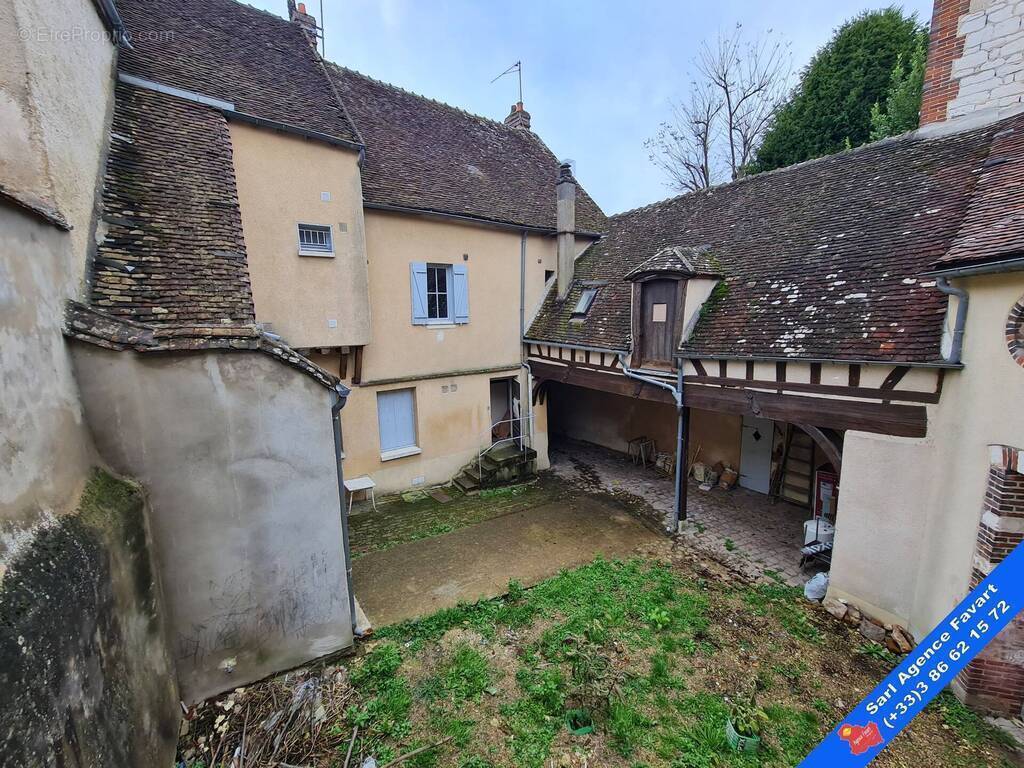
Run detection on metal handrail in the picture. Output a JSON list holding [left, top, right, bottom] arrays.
[[477, 415, 534, 481]]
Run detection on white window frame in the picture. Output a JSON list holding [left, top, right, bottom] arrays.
[[425, 263, 454, 323], [297, 223, 334, 257], [377, 387, 421, 461]]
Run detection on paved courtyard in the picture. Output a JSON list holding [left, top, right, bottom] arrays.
[[550, 439, 814, 586]]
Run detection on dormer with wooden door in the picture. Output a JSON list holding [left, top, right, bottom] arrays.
[[625, 246, 723, 370]]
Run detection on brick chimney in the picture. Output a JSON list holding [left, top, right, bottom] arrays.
[[287, 0, 319, 47], [504, 101, 532, 130], [556, 162, 576, 301], [920, 0, 1024, 130]]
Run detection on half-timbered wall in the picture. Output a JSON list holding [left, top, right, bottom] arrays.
[[831, 272, 1024, 642]]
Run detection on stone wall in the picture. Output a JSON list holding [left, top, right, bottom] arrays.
[[0, 471, 178, 766], [922, 0, 1024, 126]]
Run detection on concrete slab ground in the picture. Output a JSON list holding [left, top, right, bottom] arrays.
[[352, 496, 662, 627]]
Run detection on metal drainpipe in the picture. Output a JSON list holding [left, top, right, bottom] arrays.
[[617, 354, 687, 532], [331, 381, 360, 637], [519, 231, 534, 447], [935, 276, 969, 365]]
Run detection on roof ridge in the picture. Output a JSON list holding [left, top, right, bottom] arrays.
[[611, 116, 1010, 220], [328, 62, 522, 133]]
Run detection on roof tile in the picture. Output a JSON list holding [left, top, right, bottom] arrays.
[[115, 0, 361, 145], [91, 83, 256, 327], [529, 116, 1024, 362], [328, 65, 606, 233]]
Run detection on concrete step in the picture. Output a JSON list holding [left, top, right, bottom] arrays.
[[453, 473, 479, 493], [487, 444, 538, 466]]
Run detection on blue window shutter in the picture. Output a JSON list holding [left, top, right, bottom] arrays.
[[378, 389, 417, 452], [410, 262, 428, 324], [452, 264, 469, 324]]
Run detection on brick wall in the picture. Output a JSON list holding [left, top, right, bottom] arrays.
[[922, 0, 972, 124], [921, 0, 1024, 126], [1007, 295, 1024, 367], [954, 445, 1024, 716]]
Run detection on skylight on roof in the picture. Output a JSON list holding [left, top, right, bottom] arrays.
[[572, 288, 598, 317]]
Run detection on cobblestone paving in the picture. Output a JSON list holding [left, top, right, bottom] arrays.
[[550, 440, 812, 586]]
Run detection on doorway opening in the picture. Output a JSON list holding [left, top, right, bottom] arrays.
[[489, 377, 522, 446]]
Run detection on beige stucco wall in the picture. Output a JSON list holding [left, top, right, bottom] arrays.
[[331, 368, 525, 494], [0, 0, 114, 543], [317, 212, 592, 493], [360, 212, 558, 382], [545, 381, 742, 470], [70, 346, 354, 703], [830, 273, 1024, 640], [231, 122, 371, 349]]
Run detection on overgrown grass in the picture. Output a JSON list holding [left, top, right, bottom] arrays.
[[338, 558, 1014, 768], [932, 692, 1017, 749]]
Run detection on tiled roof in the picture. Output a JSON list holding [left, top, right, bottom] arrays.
[[327, 65, 607, 233], [937, 125, 1024, 269], [91, 82, 256, 326], [529, 116, 1024, 363], [65, 303, 341, 389], [624, 246, 722, 281], [115, 0, 361, 145]]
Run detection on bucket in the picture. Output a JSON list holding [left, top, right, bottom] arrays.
[[725, 718, 761, 753]]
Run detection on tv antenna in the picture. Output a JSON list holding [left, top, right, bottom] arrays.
[[491, 60, 523, 103]]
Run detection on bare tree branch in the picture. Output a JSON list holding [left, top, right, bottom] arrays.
[[645, 83, 722, 193], [647, 24, 791, 193]]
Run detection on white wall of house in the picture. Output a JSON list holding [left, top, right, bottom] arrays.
[[830, 272, 1024, 639]]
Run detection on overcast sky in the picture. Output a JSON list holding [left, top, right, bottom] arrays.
[[249, 0, 933, 215]]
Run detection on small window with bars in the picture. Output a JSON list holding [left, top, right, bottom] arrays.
[[297, 223, 334, 256]]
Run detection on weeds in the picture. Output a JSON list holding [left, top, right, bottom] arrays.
[[856, 641, 900, 667]]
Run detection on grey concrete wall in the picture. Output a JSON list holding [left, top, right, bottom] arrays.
[[70, 345, 354, 702], [1, 0, 115, 547], [0, 471, 179, 766]]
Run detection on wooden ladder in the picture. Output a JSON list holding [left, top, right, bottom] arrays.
[[770, 425, 814, 507]]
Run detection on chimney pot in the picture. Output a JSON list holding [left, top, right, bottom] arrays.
[[288, 0, 319, 47]]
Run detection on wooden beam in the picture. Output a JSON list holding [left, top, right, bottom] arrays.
[[880, 365, 910, 390], [796, 423, 842, 475], [530, 360, 676, 405], [339, 349, 349, 380], [531, 360, 928, 437], [684, 384, 926, 437], [810, 362, 821, 385], [682, 375, 939, 404], [848, 364, 861, 387], [351, 345, 363, 385]]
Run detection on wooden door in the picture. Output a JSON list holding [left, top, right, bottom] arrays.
[[640, 279, 678, 365]]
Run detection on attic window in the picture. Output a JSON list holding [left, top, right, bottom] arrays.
[[572, 288, 598, 317], [298, 223, 333, 257]]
